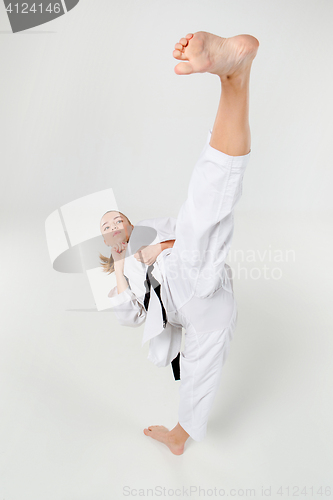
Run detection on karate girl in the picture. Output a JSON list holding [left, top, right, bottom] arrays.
[[100, 31, 259, 455]]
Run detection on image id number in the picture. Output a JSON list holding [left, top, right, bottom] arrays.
[[6, 3, 61, 14]]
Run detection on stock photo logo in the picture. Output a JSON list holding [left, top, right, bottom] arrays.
[[3, 0, 80, 33], [45, 188, 158, 312]]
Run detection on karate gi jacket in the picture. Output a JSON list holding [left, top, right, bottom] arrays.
[[107, 217, 183, 368], [107, 216, 235, 369]]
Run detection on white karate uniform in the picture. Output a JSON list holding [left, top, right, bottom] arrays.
[[108, 130, 251, 441]]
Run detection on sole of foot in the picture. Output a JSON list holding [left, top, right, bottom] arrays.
[[173, 31, 259, 78]]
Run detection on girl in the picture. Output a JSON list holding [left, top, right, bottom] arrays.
[[100, 31, 259, 455]]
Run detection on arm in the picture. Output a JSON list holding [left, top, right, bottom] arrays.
[[109, 240, 129, 295], [109, 239, 147, 327], [114, 259, 129, 295], [160, 240, 175, 251], [108, 285, 147, 327]]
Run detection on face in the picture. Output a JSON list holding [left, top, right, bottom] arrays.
[[100, 211, 133, 247]]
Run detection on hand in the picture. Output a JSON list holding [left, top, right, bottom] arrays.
[[110, 240, 128, 263], [134, 243, 162, 266]]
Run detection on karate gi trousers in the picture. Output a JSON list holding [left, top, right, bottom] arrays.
[[162, 130, 251, 441]]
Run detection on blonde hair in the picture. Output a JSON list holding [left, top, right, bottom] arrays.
[[99, 210, 132, 274]]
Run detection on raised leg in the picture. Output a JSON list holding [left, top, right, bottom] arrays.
[[173, 31, 259, 156], [211, 70, 252, 156]]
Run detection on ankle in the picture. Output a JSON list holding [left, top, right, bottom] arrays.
[[220, 69, 251, 88], [169, 424, 190, 444], [168, 432, 188, 447]]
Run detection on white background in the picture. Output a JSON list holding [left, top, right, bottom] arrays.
[[0, 1, 332, 499]]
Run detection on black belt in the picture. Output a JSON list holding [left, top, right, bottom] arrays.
[[143, 264, 180, 381]]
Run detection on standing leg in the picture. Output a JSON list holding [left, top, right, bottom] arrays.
[[143, 30, 259, 455], [177, 311, 235, 442]]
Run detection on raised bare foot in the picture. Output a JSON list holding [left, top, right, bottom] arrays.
[[173, 31, 259, 78], [143, 425, 187, 455]]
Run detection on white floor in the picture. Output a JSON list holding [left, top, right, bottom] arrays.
[[0, 209, 332, 500]]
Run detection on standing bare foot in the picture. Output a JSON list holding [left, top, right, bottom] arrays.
[[173, 31, 259, 78], [143, 423, 189, 455]]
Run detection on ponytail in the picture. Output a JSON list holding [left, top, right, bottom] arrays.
[[99, 251, 115, 275]]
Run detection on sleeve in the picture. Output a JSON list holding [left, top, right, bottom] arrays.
[[108, 285, 147, 327], [135, 217, 177, 243]]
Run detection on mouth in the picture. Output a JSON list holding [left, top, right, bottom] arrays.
[[113, 230, 121, 236]]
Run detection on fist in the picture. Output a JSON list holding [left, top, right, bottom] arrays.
[[111, 240, 128, 262], [134, 244, 161, 266]]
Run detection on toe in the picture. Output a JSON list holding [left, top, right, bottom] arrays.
[[173, 49, 187, 60], [174, 42, 183, 51], [179, 37, 189, 47], [174, 61, 194, 75], [185, 33, 194, 39]]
